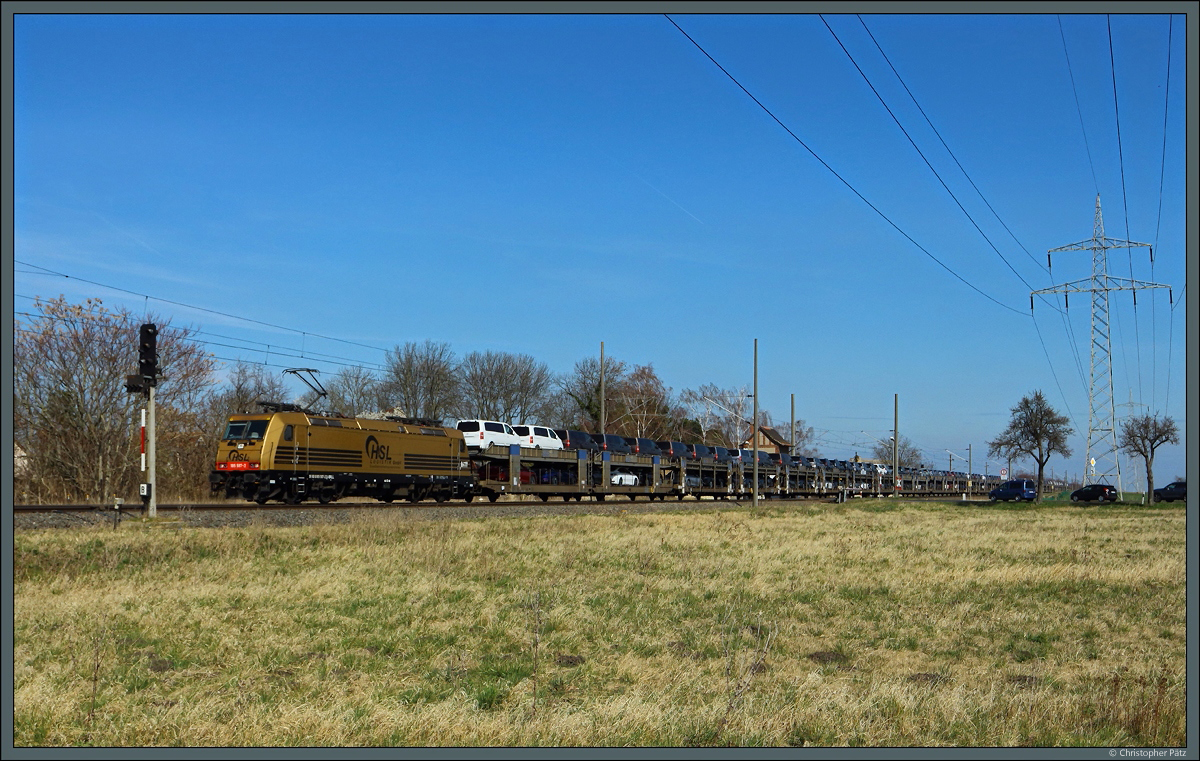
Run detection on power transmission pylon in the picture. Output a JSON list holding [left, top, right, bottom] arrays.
[[1032, 195, 1171, 492], [1116, 390, 1146, 501]]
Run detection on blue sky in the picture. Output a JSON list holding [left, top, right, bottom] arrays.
[[12, 10, 1191, 486]]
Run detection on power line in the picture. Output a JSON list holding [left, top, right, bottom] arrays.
[[824, 14, 1048, 296], [1031, 311, 1079, 436], [14, 259, 390, 355], [828, 16, 1095, 416], [663, 14, 1027, 318], [1107, 15, 1144, 404], [1150, 14, 1174, 411], [857, 15, 1051, 280], [852, 14, 1090, 390], [1057, 15, 1100, 195]]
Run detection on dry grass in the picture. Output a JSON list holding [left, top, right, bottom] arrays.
[[13, 499, 1187, 747]]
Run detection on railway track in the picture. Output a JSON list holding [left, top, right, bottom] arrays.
[[13, 492, 992, 515]]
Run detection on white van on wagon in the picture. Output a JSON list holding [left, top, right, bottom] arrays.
[[456, 420, 522, 450], [511, 425, 564, 450]]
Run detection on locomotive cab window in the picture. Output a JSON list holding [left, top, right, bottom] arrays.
[[284, 425, 294, 441], [223, 420, 269, 441]]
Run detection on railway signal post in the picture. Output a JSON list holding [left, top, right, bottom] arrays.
[[125, 324, 159, 517]]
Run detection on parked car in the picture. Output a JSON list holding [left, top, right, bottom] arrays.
[[590, 433, 632, 454], [1153, 481, 1187, 503], [1070, 483, 1118, 503], [655, 441, 689, 459], [611, 471, 639, 486], [989, 478, 1037, 502], [684, 443, 713, 461], [769, 452, 796, 467], [456, 419, 521, 450], [512, 425, 564, 450]]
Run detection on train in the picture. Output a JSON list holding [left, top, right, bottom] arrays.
[[210, 404, 1005, 505], [209, 404, 474, 505]]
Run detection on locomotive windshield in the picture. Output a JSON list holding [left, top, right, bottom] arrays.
[[223, 420, 269, 441]]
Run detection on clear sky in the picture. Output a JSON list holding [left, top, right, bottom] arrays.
[[11, 9, 1192, 486]]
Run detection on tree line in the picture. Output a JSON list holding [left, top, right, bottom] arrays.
[[14, 298, 817, 503]]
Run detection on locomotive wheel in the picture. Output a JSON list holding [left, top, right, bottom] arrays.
[[317, 490, 332, 505], [464, 495, 474, 503], [254, 495, 268, 505], [573, 495, 582, 501], [628, 495, 637, 502], [595, 495, 605, 502], [488, 493, 499, 503], [539, 494, 549, 502], [286, 492, 303, 505], [381, 493, 395, 503], [434, 490, 447, 504]]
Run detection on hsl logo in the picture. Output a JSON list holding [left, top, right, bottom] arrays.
[[365, 435, 391, 462]]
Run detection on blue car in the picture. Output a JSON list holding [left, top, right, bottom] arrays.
[[989, 478, 1037, 502]]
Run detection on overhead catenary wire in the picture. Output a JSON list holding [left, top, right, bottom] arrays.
[[663, 14, 1027, 318], [13, 307, 388, 375], [14, 259, 390, 355], [14, 295, 387, 371]]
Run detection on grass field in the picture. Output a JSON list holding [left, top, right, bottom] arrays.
[[12, 499, 1187, 747]]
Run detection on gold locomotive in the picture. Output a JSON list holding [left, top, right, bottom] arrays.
[[210, 406, 473, 504]]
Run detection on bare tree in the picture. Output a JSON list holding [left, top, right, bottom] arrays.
[[870, 434, 923, 469], [1119, 413, 1179, 505], [611, 364, 687, 440], [458, 350, 554, 423], [788, 420, 818, 458], [378, 340, 460, 422], [323, 365, 380, 417], [557, 355, 628, 433], [987, 390, 1073, 503], [680, 384, 751, 448], [208, 362, 292, 417], [14, 297, 216, 503]]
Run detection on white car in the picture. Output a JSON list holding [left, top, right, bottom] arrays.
[[611, 471, 639, 486], [512, 425, 564, 450], [455, 420, 521, 450]]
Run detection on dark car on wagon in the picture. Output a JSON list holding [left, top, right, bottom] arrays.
[[769, 452, 796, 467], [710, 445, 734, 464], [556, 429, 600, 452], [590, 433, 632, 454], [1070, 483, 1118, 504], [655, 441, 689, 459], [621, 437, 663, 457], [685, 443, 713, 462]]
